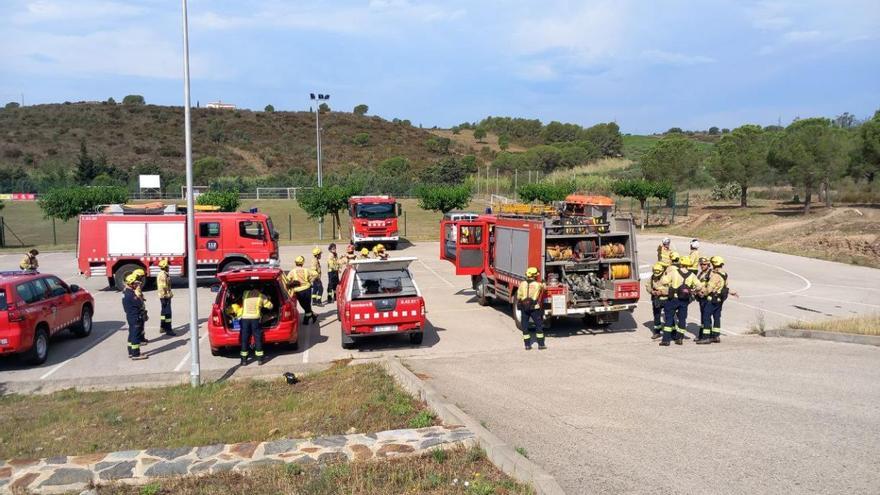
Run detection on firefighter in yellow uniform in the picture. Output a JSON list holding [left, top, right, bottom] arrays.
[[688, 240, 701, 274], [645, 263, 669, 339], [373, 243, 389, 260], [517, 267, 546, 350], [339, 244, 356, 269], [19, 249, 39, 271], [289, 256, 318, 325], [157, 259, 174, 336], [326, 243, 340, 303], [697, 256, 738, 344], [239, 285, 273, 366], [660, 256, 703, 346], [657, 238, 672, 264], [132, 268, 148, 344], [310, 247, 324, 306], [359, 248, 371, 259]]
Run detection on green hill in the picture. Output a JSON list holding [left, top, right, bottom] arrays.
[[0, 103, 454, 191]]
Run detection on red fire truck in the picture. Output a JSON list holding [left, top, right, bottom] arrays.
[[440, 195, 641, 329], [348, 196, 402, 249], [77, 204, 280, 289]]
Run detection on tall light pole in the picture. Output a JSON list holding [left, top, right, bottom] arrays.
[[310, 93, 329, 239], [181, 0, 200, 387]]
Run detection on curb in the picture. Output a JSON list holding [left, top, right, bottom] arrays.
[[1, 362, 331, 395], [383, 357, 567, 495], [763, 328, 880, 346]]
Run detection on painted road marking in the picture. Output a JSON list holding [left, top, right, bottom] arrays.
[[173, 333, 207, 372], [41, 325, 122, 380], [728, 255, 812, 299]]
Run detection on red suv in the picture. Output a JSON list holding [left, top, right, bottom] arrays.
[[0, 271, 95, 365], [208, 267, 299, 356]]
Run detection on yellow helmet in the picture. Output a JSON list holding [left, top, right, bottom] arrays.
[[710, 255, 724, 267], [375, 244, 385, 252], [133, 268, 146, 278], [294, 256, 305, 266], [125, 273, 140, 285], [525, 266, 539, 279], [312, 247, 322, 256], [361, 248, 370, 256], [680, 256, 692, 268], [652, 263, 665, 274], [158, 259, 169, 269], [669, 252, 681, 263]]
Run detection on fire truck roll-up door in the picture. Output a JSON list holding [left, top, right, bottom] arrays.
[[107, 222, 147, 256], [454, 222, 486, 276], [146, 222, 185, 255], [493, 226, 530, 277]]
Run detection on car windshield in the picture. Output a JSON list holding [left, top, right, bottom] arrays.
[[355, 203, 395, 219], [351, 269, 417, 299], [0, 289, 6, 311]]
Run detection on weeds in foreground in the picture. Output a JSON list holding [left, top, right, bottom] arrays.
[[788, 314, 880, 336]]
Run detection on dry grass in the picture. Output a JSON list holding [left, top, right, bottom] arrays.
[[0, 362, 436, 459], [788, 314, 880, 335], [429, 129, 527, 153], [545, 158, 632, 181], [90, 446, 533, 495]]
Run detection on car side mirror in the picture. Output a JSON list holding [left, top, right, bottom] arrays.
[[210, 284, 221, 293], [272, 231, 279, 241], [69, 284, 80, 293]]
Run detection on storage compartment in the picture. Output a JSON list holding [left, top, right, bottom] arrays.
[[221, 280, 283, 329]]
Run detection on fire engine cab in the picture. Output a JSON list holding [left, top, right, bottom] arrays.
[[77, 204, 279, 289], [440, 195, 641, 329], [348, 196, 402, 249]]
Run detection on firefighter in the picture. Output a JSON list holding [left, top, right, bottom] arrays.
[[694, 256, 712, 342], [326, 243, 340, 303], [645, 263, 669, 339], [359, 247, 371, 259], [339, 244, 357, 269], [660, 255, 702, 346], [239, 284, 273, 366], [374, 243, 389, 260], [657, 238, 672, 264], [310, 247, 324, 306], [697, 256, 738, 344], [122, 273, 147, 360], [132, 268, 149, 344], [517, 267, 546, 350], [289, 256, 318, 324], [157, 259, 174, 336], [19, 249, 39, 271], [688, 240, 701, 273]]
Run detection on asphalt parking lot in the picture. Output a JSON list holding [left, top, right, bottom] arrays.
[[0, 236, 878, 391]]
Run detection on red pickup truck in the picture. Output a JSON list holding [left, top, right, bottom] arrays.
[[336, 257, 426, 349]]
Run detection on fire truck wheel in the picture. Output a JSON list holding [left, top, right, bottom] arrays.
[[511, 301, 524, 331], [210, 347, 222, 356], [113, 263, 143, 291], [220, 260, 248, 273], [475, 277, 490, 306], [341, 328, 356, 350], [409, 332, 423, 345]]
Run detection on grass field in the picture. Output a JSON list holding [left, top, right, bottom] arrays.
[[0, 362, 436, 459], [788, 314, 880, 336], [0, 198, 490, 253], [93, 446, 532, 495]]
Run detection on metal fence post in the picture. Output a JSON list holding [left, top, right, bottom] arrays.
[[671, 197, 677, 224], [404, 211, 407, 236], [0, 217, 5, 248], [288, 213, 292, 241], [52, 217, 57, 245]]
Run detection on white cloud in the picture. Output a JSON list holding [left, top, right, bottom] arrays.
[[12, 0, 146, 24], [641, 50, 715, 66], [747, 1, 793, 30]]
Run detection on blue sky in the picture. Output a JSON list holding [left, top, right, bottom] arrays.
[[1, 0, 878, 133]]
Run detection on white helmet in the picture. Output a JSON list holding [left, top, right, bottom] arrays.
[[690, 239, 700, 249], [662, 237, 671, 245]]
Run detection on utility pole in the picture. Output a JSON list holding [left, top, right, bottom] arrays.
[[180, 0, 200, 387], [310, 93, 330, 239]]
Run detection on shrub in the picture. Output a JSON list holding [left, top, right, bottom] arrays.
[[352, 132, 370, 147], [353, 104, 368, 115], [710, 182, 741, 201], [264, 104, 274, 112], [517, 181, 575, 203], [38, 186, 129, 221], [415, 184, 473, 213], [122, 94, 145, 105], [193, 156, 226, 182], [196, 190, 240, 212], [426, 136, 451, 154]]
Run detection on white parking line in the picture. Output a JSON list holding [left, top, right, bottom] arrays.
[[796, 293, 880, 309], [417, 259, 455, 288], [41, 325, 121, 380], [173, 333, 207, 372], [302, 322, 312, 364]]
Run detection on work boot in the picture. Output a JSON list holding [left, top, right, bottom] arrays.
[[538, 344, 547, 350], [258, 356, 266, 366], [696, 337, 712, 344], [651, 331, 662, 340], [164, 330, 175, 337], [240, 356, 248, 366], [711, 333, 721, 344], [130, 354, 148, 360], [524, 344, 532, 350], [659, 341, 670, 347]]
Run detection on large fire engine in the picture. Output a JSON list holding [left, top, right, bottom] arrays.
[[440, 195, 641, 329], [348, 196, 402, 249], [77, 204, 279, 289]]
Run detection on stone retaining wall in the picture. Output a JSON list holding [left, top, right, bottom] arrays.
[[1, 426, 474, 494]]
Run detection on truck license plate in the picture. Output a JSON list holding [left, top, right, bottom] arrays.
[[375, 325, 398, 333]]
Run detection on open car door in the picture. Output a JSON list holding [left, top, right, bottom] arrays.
[[453, 221, 486, 276]]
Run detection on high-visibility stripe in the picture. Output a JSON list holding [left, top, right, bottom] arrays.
[[536, 333, 544, 339]]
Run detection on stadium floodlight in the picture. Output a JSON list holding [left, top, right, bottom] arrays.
[[310, 92, 326, 238]]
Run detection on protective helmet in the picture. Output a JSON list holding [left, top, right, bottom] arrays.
[[662, 237, 671, 246], [652, 263, 665, 274], [133, 268, 146, 278], [669, 252, 680, 263], [361, 248, 370, 256], [375, 244, 385, 252], [347, 244, 355, 253], [125, 272, 140, 285], [698, 256, 709, 264], [710, 256, 724, 267], [525, 266, 539, 279], [295, 256, 305, 266], [312, 247, 322, 256], [680, 256, 692, 268], [158, 259, 169, 269], [328, 243, 336, 251], [690, 239, 700, 249]]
